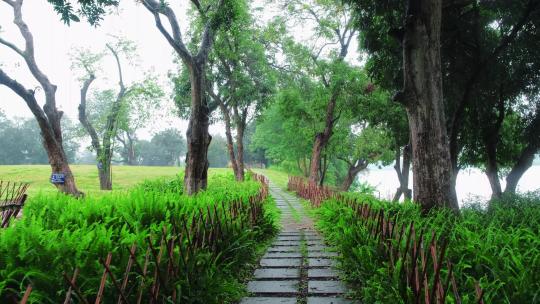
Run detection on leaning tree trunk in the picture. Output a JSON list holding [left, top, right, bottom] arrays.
[[504, 106, 540, 194], [0, 0, 82, 196], [504, 144, 537, 194], [393, 143, 412, 201], [308, 92, 338, 184], [184, 62, 212, 195], [396, 0, 459, 212], [42, 129, 82, 196], [341, 160, 368, 191]]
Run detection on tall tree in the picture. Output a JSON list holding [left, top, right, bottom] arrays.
[[115, 75, 163, 166], [73, 38, 163, 190], [207, 3, 275, 181], [0, 0, 82, 196], [349, 0, 540, 209], [140, 0, 238, 194], [391, 0, 458, 211], [280, 0, 357, 185]]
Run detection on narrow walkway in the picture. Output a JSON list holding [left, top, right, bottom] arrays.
[[241, 181, 353, 304]]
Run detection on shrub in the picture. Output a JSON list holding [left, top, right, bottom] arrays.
[[0, 173, 278, 303], [315, 191, 540, 303]]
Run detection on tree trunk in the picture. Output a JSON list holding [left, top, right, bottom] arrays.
[[302, 158, 309, 177], [43, 133, 82, 196], [98, 164, 112, 190], [235, 125, 246, 181], [126, 133, 136, 165], [341, 160, 368, 191], [308, 92, 338, 183], [504, 144, 537, 194], [234, 106, 247, 182], [184, 62, 211, 195], [396, 0, 458, 212], [319, 153, 329, 187], [218, 102, 240, 179], [484, 90, 506, 200], [393, 143, 412, 201]]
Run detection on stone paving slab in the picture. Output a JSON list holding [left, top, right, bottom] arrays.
[[247, 280, 300, 294], [307, 240, 326, 246], [277, 236, 303, 241], [308, 245, 334, 252], [307, 297, 354, 304], [268, 246, 300, 252], [308, 268, 339, 279], [308, 251, 338, 258], [274, 241, 300, 246], [241, 297, 298, 304], [308, 258, 337, 268], [254, 268, 300, 279], [260, 258, 302, 267], [308, 281, 347, 295], [263, 252, 303, 258]]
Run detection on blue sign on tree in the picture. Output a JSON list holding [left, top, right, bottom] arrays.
[[50, 173, 65, 184]]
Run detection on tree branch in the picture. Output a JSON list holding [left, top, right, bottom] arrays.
[[0, 36, 25, 57], [450, 0, 540, 141], [0, 67, 49, 129], [78, 75, 102, 154], [142, 0, 193, 63], [106, 44, 125, 92]]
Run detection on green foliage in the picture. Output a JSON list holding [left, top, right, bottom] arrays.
[[316, 192, 540, 303], [47, 0, 118, 25], [137, 129, 186, 166], [0, 112, 79, 164], [0, 173, 278, 303]]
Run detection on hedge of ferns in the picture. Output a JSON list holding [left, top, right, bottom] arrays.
[[0, 173, 279, 303], [316, 191, 540, 303]]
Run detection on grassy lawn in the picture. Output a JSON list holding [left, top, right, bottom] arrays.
[[252, 168, 290, 189], [0, 165, 232, 196]]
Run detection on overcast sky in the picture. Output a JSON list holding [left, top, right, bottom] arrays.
[[0, 0, 360, 140]]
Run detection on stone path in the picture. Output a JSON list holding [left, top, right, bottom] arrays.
[[240, 181, 354, 304]]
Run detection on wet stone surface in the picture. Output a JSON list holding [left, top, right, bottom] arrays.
[[263, 252, 303, 259], [308, 268, 339, 279], [254, 268, 300, 279], [308, 258, 337, 268], [247, 280, 300, 295], [260, 258, 302, 268], [308, 281, 347, 295]]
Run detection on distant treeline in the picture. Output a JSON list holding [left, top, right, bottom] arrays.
[[0, 111, 266, 168]]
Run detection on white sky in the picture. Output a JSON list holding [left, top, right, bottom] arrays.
[[0, 0, 360, 140]]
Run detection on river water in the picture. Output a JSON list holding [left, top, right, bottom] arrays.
[[358, 165, 540, 205]]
